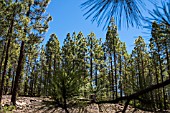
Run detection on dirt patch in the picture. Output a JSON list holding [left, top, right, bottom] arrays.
[[0, 95, 162, 113]]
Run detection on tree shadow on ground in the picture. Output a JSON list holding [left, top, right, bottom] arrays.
[[34, 100, 57, 113], [35, 100, 88, 113]]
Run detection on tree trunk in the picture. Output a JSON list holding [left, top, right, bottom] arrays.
[[110, 54, 114, 100], [119, 54, 122, 99], [11, 65, 15, 94], [164, 39, 170, 78], [113, 48, 117, 99], [95, 64, 98, 87], [90, 38, 93, 90], [5, 68, 11, 95], [63, 81, 69, 113], [0, 21, 14, 103], [0, 0, 18, 103], [148, 67, 156, 110], [64, 96, 69, 113], [24, 78, 28, 96], [11, 41, 25, 105], [11, 3, 31, 105], [0, 42, 6, 77], [153, 56, 161, 109], [54, 55, 56, 73], [156, 41, 166, 110]]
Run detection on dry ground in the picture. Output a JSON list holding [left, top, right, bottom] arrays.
[[0, 95, 169, 113]]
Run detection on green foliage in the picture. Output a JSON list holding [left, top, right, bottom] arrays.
[[0, 1, 170, 111], [81, 0, 148, 29], [51, 68, 83, 105], [1, 105, 16, 112]]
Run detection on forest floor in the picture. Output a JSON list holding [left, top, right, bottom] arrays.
[[1, 95, 169, 113]]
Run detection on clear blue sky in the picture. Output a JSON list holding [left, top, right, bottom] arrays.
[[44, 0, 161, 53]]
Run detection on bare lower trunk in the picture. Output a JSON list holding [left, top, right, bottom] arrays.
[[11, 41, 25, 105], [0, 38, 11, 103], [0, 42, 6, 77], [5, 68, 11, 95], [110, 54, 114, 100]]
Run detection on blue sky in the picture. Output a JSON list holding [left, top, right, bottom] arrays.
[[45, 0, 161, 53]]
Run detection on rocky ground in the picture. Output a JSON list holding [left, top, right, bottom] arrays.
[[0, 95, 169, 113]]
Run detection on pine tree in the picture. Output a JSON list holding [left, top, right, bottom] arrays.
[[150, 21, 169, 110], [45, 33, 60, 96], [0, 0, 21, 103], [39, 45, 47, 96], [132, 36, 152, 108], [51, 32, 87, 112], [105, 18, 119, 99], [11, 0, 52, 105], [86, 32, 104, 99]]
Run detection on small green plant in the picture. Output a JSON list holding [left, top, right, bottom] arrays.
[[0, 105, 16, 113], [51, 69, 83, 113]]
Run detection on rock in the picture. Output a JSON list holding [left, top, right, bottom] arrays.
[[26, 104, 29, 107], [30, 99, 36, 102], [17, 106, 23, 110], [16, 101, 26, 106]]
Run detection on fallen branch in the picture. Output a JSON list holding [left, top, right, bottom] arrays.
[[96, 79, 170, 112], [97, 79, 170, 104]]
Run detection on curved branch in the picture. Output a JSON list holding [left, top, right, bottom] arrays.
[[97, 79, 170, 104]]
